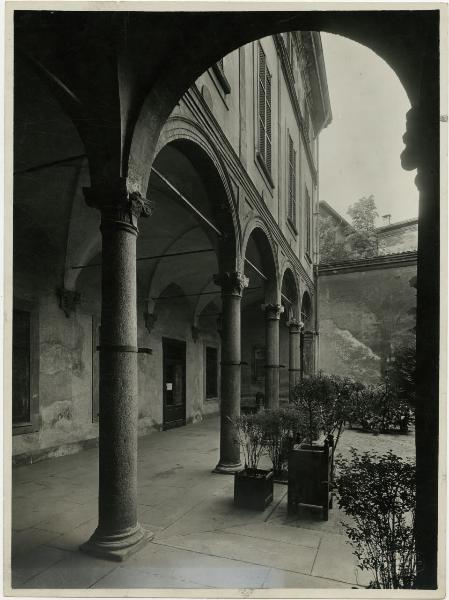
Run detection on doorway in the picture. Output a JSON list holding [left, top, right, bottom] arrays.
[[162, 338, 186, 430]]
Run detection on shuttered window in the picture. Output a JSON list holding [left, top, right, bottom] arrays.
[[257, 44, 272, 173], [288, 135, 297, 226], [305, 187, 312, 254]]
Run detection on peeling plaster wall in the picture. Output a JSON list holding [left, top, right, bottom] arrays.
[[318, 263, 417, 384], [13, 294, 98, 458], [13, 283, 220, 461]]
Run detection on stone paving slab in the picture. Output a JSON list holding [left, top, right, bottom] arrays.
[[311, 533, 371, 587], [18, 550, 117, 589], [156, 530, 317, 574], [10, 416, 411, 591], [221, 522, 322, 549]]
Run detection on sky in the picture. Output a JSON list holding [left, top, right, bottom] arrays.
[[319, 33, 419, 226]]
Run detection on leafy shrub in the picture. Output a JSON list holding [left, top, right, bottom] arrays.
[[347, 382, 413, 434], [335, 449, 416, 589], [292, 372, 352, 451], [231, 412, 267, 471], [261, 407, 304, 475], [386, 345, 417, 409]]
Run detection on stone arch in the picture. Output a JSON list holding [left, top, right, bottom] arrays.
[[149, 116, 241, 273], [280, 265, 300, 321], [300, 290, 314, 330], [242, 218, 280, 304], [127, 12, 431, 196]]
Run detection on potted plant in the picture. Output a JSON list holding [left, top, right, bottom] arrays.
[[231, 412, 274, 510], [288, 373, 348, 520], [261, 407, 303, 483], [335, 449, 416, 588]]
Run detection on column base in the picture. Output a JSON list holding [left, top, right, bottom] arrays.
[[213, 461, 243, 474], [80, 523, 153, 562]]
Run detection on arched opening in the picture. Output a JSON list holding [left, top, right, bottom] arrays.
[[240, 226, 279, 409], [134, 137, 239, 430], [300, 290, 314, 377], [11, 10, 439, 587]]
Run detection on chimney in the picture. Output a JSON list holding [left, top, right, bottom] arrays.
[[382, 214, 391, 225]]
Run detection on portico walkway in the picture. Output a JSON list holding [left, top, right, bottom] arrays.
[[9, 415, 414, 592]]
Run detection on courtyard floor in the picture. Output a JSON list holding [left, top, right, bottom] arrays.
[[8, 415, 415, 593]]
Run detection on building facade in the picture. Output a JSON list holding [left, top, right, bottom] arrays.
[[13, 31, 331, 465]]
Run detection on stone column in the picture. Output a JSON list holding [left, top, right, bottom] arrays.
[[263, 303, 284, 408], [213, 271, 248, 473], [288, 319, 302, 401], [81, 180, 153, 560]]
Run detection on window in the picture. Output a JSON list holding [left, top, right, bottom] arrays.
[[13, 300, 39, 435], [305, 187, 312, 255], [205, 346, 218, 399], [287, 134, 297, 228], [257, 44, 272, 175]]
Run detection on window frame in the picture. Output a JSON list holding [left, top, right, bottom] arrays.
[[256, 42, 274, 185], [305, 186, 312, 259], [12, 298, 39, 436], [287, 133, 298, 233]]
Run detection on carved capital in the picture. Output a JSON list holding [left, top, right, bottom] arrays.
[[262, 303, 284, 320], [144, 312, 157, 335], [401, 107, 424, 172], [213, 271, 249, 296], [288, 318, 303, 333], [84, 179, 154, 230], [401, 106, 437, 192], [57, 288, 80, 318]]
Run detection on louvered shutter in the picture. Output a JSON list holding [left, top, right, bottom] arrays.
[[258, 45, 266, 161], [292, 148, 297, 224], [266, 69, 272, 172], [288, 136, 293, 221]]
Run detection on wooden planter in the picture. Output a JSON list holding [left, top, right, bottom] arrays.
[[287, 438, 333, 520], [234, 468, 274, 510]]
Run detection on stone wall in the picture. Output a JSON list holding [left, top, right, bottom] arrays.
[[318, 254, 417, 384]]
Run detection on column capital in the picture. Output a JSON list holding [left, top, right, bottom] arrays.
[[84, 179, 154, 231], [401, 106, 438, 191], [262, 303, 284, 320], [288, 318, 303, 333], [213, 271, 249, 295]]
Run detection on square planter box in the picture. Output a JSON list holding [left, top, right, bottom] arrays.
[[287, 439, 333, 520], [234, 468, 274, 511]]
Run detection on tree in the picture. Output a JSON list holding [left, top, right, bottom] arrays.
[[345, 195, 379, 258], [319, 195, 380, 263], [347, 195, 378, 231]]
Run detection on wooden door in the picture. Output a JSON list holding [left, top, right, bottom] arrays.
[[162, 338, 186, 430]]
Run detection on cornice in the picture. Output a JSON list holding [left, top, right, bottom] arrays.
[[180, 87, 315, 291], [318, 251, 418, 275], [273, 34, 318, 184]]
